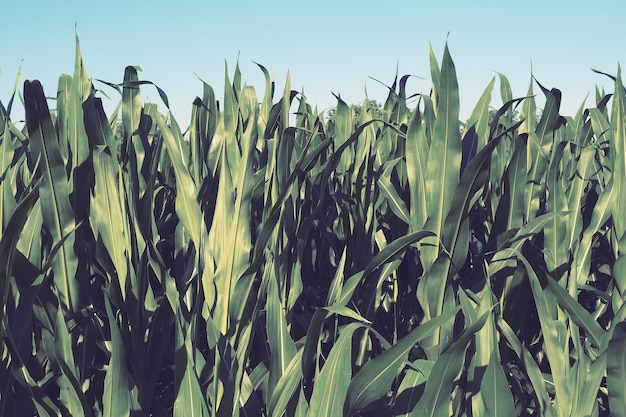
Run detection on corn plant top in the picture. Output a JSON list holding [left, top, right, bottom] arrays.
[[0, 37, 625, 417]]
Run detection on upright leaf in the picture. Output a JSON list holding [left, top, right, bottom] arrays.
[[308, 323, 363, 417], [411, 310, 489, 417], [24, 80, 78, 312], [422, 43, 461, 276], [405, 106, 428, 232], [103, 294, 132, 417], [608, 322, 626, 417], [480, 348, 516, 417]]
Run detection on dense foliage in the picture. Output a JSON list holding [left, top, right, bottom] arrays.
[[1, 37, 626, 417]]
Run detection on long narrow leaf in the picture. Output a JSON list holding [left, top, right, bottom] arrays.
[[24, 80, 78, 312], [345, 306, 460, 416], [607, 322, 626, 417]]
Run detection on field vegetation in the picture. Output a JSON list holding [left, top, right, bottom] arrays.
[[1, 36, 626, 417]]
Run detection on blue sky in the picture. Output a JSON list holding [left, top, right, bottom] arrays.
[[1, 1, 625, 126]]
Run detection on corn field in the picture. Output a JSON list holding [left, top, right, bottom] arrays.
[[1, 36, 626, 417]]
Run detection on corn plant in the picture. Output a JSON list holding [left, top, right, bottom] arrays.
[[1, 35, 626, 417]]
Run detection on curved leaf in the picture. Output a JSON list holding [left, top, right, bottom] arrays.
[[339, 230, 436, 306], [345, 306, 460, 416], [411, 310, 489, 417]]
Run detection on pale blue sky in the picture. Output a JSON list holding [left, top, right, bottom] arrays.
[[1, 1, 624, 125]]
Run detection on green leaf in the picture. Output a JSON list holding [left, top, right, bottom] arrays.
[[62, 34, 92, 174], [55, 307, 86, 417], [152, 111, 203, 247], [24, 79, 78, 312], [504, 134, 528, 230], [0, 181, 39, 327], [442, 129, 504, 266], [3, 329, 60, 416], [573, 178, 613, 285], [339, 230, 436, 306], [268, 349, 303, 417], [512, 250, 572, 417], [392, 360, 435, 417], [345, 306, 460, 416], [520, 76, 537, 133], [411, 309, 490, 417], [92, 147, 129, 290], [326, 246, 347, 306], [56, 359, 93, 417], [333, 94, 354, 174], [423, 43, 462, 270], [405, 105, 429, 231], [480, 348, 516, 417], [612, 66, 626, 238], [545, 275, 605, 348], [267, 270, 297, 394], [497, 72, 513, 104], [544, 141, 571, 273], [174, 312, 210, 417], [122, 66, 142, 140], [497, 317, 556, 417], [309, 322, 364, 417], [607, 322, 626, 417], [428, 45, 440, 102], [378, 162, 410, 225], [323, 305, 371, 324], [465, 77, 495, 151], [490, 211, 571, 269], [211, 85, 256, 333], [151, 109, 215, 312], [103, 293, 131, 417]]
